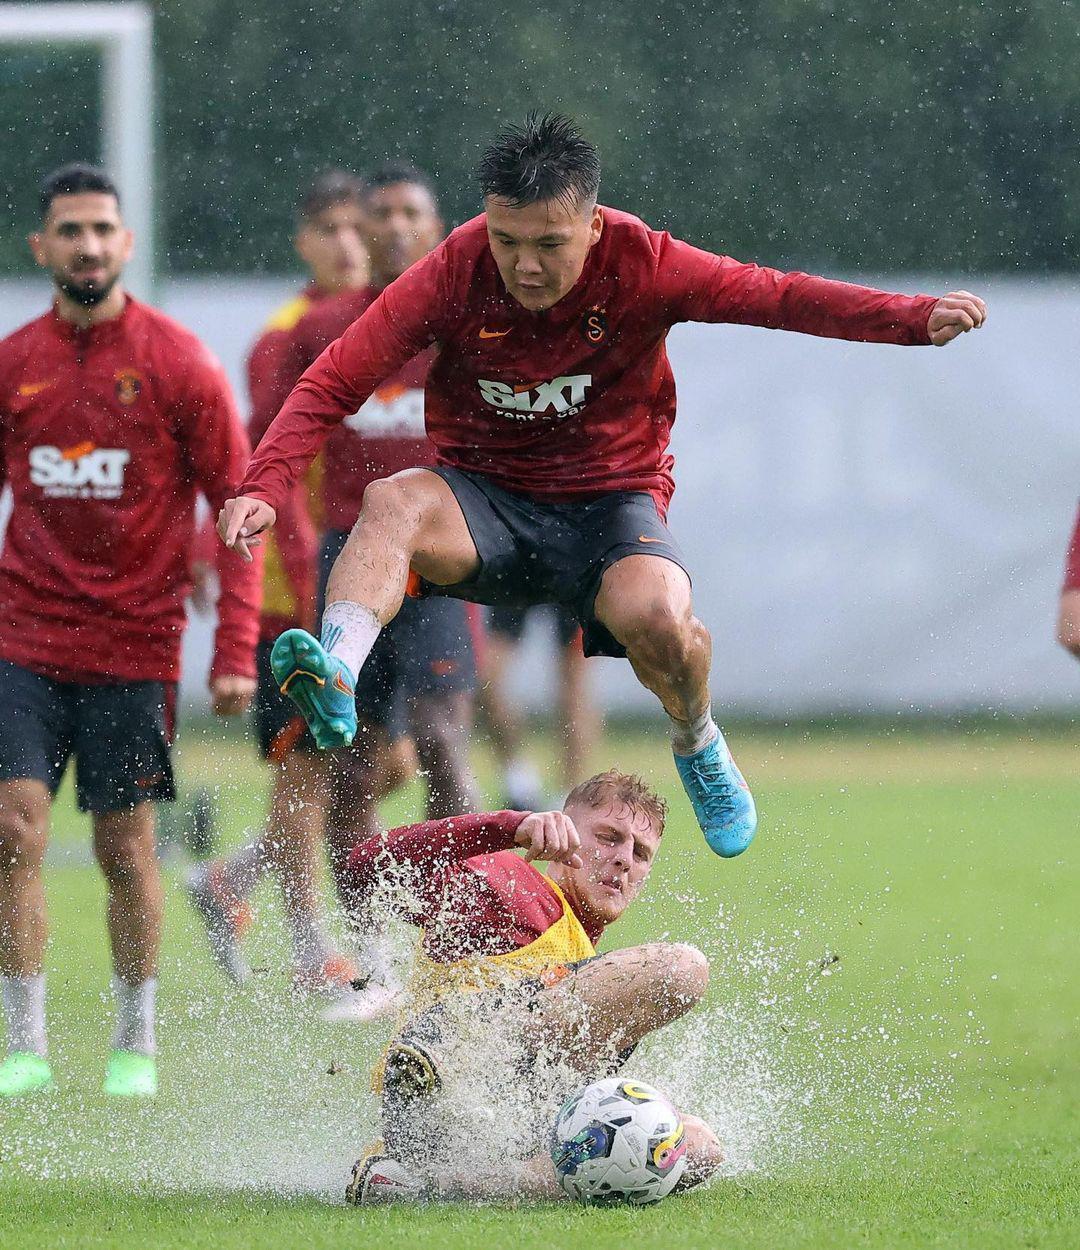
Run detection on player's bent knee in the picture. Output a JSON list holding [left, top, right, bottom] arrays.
[[623, 601, 704, 669], [657, 942, 709, 1012]]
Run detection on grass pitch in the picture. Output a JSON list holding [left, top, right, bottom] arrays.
[[1, 719, 1078, 1249]]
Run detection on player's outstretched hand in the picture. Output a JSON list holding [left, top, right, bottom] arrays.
[[218, 496, 277, 562], [927, 290, 987, 346], [515, 811, 583, 868], [210, 674, 256, 716]]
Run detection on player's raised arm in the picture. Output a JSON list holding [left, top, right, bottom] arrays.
[[656, 234, 986, 347], [218, 247, 449, 555]]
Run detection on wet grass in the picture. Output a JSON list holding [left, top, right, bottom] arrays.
[[2, 721, 1078, 1249]]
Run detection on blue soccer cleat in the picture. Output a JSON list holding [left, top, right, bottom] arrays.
[[270, 629, 357, 750], [674, 730, 758, 857]]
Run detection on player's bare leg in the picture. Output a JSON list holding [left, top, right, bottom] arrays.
[[556, 638, 599, 789], [477, 630, 546, 809], [0, 780, 50, 978], [0, 780, 54, 1093], [408, 690, 479, 819], [320, 729, 418, 1023], [594, 555, 757, 857], [531, 941, 710, 1063], [92, 803, 162, 1096], [271, 469, 479, 749]]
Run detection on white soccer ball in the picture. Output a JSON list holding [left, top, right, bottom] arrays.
[[550, 1077, 687, 1206]]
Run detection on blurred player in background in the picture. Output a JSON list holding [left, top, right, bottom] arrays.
[[188, 170, 370, 992], [222, 112, 986, 863], [0, 165, 260, 1098], [479, 605, 599, 809], [1056, 503, 1080, 662], [267, 162, 480, 1020], [339, 772, 723, 1203]]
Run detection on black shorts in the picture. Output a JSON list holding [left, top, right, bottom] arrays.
[[419, 468, 688, 659], [321, 530, 478, 738], [253, 640, 316, 760], [0, 659, 176, 814], [487, 603, 581, 649]]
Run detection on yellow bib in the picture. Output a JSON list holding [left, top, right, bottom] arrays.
[[407, 874, 596, 1012]]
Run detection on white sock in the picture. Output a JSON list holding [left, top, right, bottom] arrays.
[[1, 973, 47, 1056], [670, 707, 720, 757], [112, 976, 157, 1055], [320, 601, 382, 679]]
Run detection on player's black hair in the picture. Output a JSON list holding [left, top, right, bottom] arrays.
[[39, 163, 120, 217], [296, 169, 367, 224], [363, 160, 438, 204], [477, 112, 600, 211]]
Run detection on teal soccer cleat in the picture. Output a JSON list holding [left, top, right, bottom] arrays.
[[270, 629, 358, 750], [674, 730, 757, 857]]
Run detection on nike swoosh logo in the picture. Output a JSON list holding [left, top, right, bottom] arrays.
[[638, 535, 662, 543], [18, 380, 53, 398], [479, 327, 512, 339]]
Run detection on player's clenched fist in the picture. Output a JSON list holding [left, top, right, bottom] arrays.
[[515, 810, 583, 868], [927, 290, 987, 346], [217, 495, 277, 562]]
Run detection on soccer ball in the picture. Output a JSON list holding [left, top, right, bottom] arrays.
[[550, 1077, 687, 1206]]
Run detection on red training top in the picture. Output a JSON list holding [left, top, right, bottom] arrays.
[[1064, 504, 1080, 592], [344, 810, 605, 964], [0, 297, 261, 683], [242, 206, 938, 515], [246, 284, 325, 641], [265, 285, 435, 532]]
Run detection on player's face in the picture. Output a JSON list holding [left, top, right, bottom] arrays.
[[485, 196, 603, 312], [364, 181, 443, 285], [295, 202, 369, 294], [561, 797, 661, 926], [30, 192, 132, 307]]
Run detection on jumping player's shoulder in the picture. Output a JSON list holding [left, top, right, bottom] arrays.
[[596, 205, 671, 283]]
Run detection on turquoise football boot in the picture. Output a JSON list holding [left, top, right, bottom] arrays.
[[270, 629, 357, 750], [674, 730, 757, 857]]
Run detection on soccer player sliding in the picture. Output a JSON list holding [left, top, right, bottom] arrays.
[[336, 771, 725, 1204], [220, 113, 987, 856]]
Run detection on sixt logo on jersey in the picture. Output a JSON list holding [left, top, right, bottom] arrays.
[[477, 375, 592, 422], [28, 443, 131, 499]]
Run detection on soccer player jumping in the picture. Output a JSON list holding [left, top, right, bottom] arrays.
[[220, 113, 987, 856]]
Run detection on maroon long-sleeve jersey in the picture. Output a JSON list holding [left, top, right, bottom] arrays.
[[242, 206, 937, 514], [0, 297, 261, 683], [344, 810, 605, 965], [264, 286, 435, 532]]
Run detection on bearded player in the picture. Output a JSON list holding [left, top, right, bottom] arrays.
[[220, 113, 987, 858], [0, 164, 260, 1097], [339, 771, 724, 1203]]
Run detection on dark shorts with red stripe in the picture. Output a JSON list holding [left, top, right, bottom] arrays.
[[0, 658, 176, 813], [418, 467, 688, 659], [321, 530, 478, 740], [253, 639, 316, 760]]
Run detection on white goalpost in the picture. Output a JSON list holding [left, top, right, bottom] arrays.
[[0, 2, 155, 298]]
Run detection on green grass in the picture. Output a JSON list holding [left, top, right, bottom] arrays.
[[2, 720, 1078, 1249]]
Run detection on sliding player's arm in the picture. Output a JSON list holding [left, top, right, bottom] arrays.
[[219, 248, 450, 557], [656, 235, 986, 346], [340, 810, 581, 922]]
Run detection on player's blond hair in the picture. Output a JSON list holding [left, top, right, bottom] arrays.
[[564, 769, 667, 836]]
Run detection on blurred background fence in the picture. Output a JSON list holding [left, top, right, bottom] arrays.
[[1, 0, 1077, 715]]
